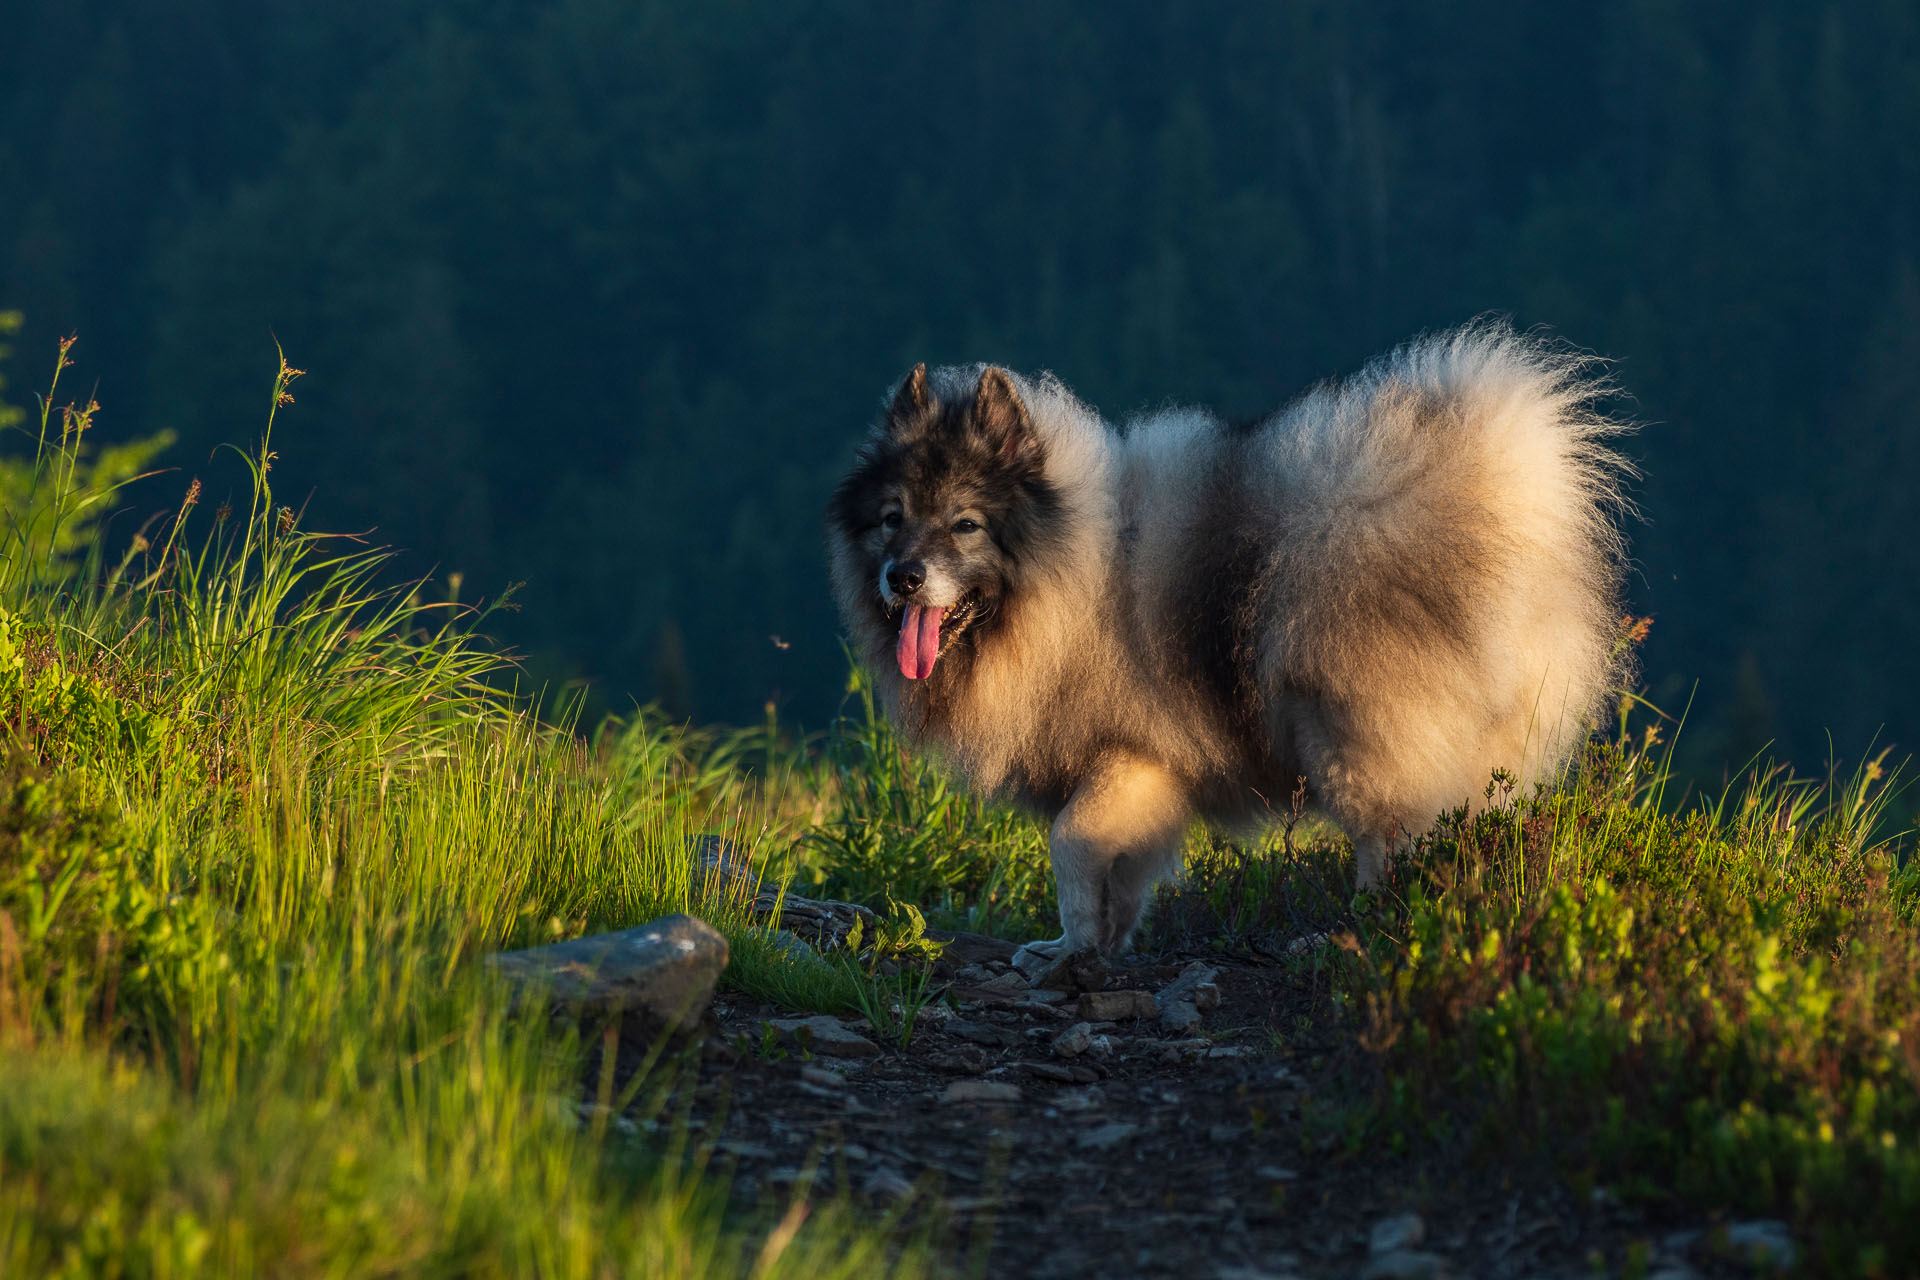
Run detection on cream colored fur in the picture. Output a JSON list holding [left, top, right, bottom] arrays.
[[827, 322, 1632, 967]]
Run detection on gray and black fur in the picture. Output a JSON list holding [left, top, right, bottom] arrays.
[[826, 323, 1633, 969]]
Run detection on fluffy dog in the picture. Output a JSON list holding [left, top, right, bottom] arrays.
[[826, 322, 1631, 974]]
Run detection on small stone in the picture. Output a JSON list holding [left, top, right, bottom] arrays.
[[1019, 947, 1109, 993], [1360, 1250, 1445, 1280], [940, 1080, 1022, 1104], [1055, 1085, 1106, 1111], [1717, 1221, 1796, 1270], [1022, 1061, 1078, 1082], [1157, 960, 1220, 1007], [486, 913, 729, 1030], [1368, 1212, 1427, 1255], [1160, 1001, 1204, 1034], [975, 970, 1030, 996], [1052, 1022, 1095, 1058], [1076, 990, 1158, 1021], [945, 1017, 1023, 1048], [1074, 1121, 1140, 1151], [1157, 1037, 1213, 1062], [765, 1015, 881, 1058]]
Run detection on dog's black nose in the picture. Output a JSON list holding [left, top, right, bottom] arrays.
[[887, 560, 925, 597]]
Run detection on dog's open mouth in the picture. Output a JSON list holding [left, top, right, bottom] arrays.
[[893, 595, 979, 680]]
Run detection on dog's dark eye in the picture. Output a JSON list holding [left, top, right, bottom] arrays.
[[952, 518, 982, 535], [880, 512, 901, 532]]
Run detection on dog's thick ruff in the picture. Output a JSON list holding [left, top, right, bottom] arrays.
[[826, 322, 1632, 963]]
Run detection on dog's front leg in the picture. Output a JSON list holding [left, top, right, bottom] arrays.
[[1011, 755, 1189, 980]]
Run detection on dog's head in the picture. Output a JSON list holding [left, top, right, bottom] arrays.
[[827, 364, 1064, 683]]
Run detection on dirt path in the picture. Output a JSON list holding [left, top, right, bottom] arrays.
[[668, 943, 1697, 1279]]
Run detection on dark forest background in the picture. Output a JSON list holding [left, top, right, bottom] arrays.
[[2, 1, 1916, 775]]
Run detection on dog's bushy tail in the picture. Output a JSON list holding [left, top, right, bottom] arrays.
[[1261, 320, 1634, 816]]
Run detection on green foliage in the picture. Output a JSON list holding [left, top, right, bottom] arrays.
[[0, 345, 927, 1277], [1346, 725, 1920, 1274], [799, 664, 1053, 938]]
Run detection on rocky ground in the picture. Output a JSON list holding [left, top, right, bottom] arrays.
[[493, 848, 1796, 1278], [666, 941, 1787, 1279]]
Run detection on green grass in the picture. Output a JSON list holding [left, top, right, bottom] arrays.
[[1338, 721, 1918, 1275], [0, 342, 928, 1277], [7, 337, 1919, 1277]]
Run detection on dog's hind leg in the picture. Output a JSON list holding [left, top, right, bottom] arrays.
[[1012, 755, 1189, 978]]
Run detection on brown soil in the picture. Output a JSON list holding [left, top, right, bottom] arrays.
[[655, 944, 1697, 1280]]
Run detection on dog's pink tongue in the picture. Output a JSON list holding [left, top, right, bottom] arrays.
[[896, 604, 944, 680]]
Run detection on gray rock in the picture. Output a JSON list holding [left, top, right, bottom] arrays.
[[1360, 1250, 1445, 1280], [1368, 1212, 1426, 1255], [1157, 1037, 1213, 1062], [765, 1015, 881, 1058], [1076, 989, 1158, 1021], [1022, 1061, 1079, 1082], [1074, 1121, 1141, 1151], [946, 1017, 1023, 1048], [1016, 946, 1110, 993], [1052, 1021, 1095, 1058], [940, 1080, 1022, 1104], [689, 835, 875, 950], [487, 913, 728, 1029], [1156, 961, 1219, 1033], [1054, 1085, 1106, 1111], [1159, 960, 1221, 1006], [1717, 1221, 1797, 1270]]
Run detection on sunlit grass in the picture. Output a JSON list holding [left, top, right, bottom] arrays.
[[0, 341, 924, 1277]]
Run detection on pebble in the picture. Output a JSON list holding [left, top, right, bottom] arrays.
[[1157, 1038, 1213, 1063], [1076, 989, 1158, 1021], [764, 1015, 881, 1058], [1368, 1212, 1426, 1254], [1052, 1021, 1095, 1058], [1074, 1120, 1141, 1150], [945, 1017, 1023, 1048], [940, 1080, 1023, 1104], [1022, 1060, 1079, 1082]]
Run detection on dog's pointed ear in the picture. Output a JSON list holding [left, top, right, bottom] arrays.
[[972, 367, 1039, 467], [886, 363, 930, 431]]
